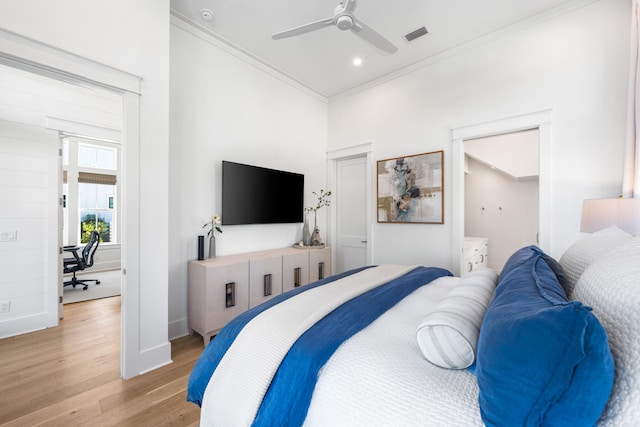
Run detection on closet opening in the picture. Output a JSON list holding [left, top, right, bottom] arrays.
[[451, 109, 552, 277], [463, 129, 539, 274]]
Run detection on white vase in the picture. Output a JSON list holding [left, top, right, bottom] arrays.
[[208, 235, 216, 258], [302, 214, 312, 246]]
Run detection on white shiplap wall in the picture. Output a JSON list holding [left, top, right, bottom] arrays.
[[0, 120, 58, 335]]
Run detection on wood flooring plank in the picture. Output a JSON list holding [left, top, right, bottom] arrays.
[[0, 296, 203, 426], [147, 375, 192, 404], [97, 357, 196, 413], [116, 391, 201, 427]]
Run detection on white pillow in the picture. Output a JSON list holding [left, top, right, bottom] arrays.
[[571, 237, 640, 426], [559, 226, 632, 297], [416, 268, 498, 369]]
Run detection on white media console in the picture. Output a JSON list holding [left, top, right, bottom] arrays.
[[188, 246, 331, 345]]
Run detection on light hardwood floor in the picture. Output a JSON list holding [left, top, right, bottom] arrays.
[[0, 296, 203, 426]]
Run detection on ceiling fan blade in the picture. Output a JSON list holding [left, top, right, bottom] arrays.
[[342, 0, 358, 14], [272, 17, 334, 40], [351, 19, 398, 54]]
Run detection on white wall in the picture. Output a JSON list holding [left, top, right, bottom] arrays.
[[168, 19, 329, 338], [0, 0, 172, 375], [327, 0, 630, 267], [0, 120, 58, 338]]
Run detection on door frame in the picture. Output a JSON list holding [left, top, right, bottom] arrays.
[[327, 142, 374, 269], [451, 110, 552, 276], [0, 28, 142, 379]]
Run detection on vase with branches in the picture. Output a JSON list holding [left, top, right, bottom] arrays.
[[305, 189, 332, 246], [202, 214, 222, 258]]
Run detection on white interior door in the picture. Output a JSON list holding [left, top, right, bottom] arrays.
[[335, 156, 367, 273], [57, 137, 63, 319]]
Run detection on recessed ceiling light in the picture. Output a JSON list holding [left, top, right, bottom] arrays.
[[201, 9, 214, 21], [353, 57, 363, 66]]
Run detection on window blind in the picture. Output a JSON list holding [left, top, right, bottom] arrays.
[[78, 172, 117, 185]]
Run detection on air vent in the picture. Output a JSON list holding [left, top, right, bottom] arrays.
[[403, 26, 429, 43]]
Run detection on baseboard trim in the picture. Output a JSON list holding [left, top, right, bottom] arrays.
[[138, 341, 172, 375], [168, 316, 189, 341], [0, 312, 55, 339]]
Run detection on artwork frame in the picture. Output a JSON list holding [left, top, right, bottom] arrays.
[[377, 150, 444, 224]]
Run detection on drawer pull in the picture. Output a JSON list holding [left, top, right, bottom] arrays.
[[225, 282, 235, 308], [294, 267, 301, 287], [318, 262, 325, 280], [480, 254, 484, 263], [264, 273, 272, 296]]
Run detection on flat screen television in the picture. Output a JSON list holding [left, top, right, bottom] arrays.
[[221, 161, 304, 225]]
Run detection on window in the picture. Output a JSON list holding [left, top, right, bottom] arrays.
[[63, 139, 120, 245], [79, 174, 116, 243], [78, 143, 117, 170]]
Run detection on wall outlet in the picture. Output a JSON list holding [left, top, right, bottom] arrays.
[[0, 301, 10, 313], [0, 231, 17, 242]]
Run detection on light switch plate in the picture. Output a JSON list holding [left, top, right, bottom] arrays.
[[0, 231, 17, 242], [0, 301, 10, 313]]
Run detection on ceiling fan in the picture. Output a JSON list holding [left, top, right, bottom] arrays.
[[271, 0, 398, 54]]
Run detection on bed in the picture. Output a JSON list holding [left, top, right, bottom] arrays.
[[187, 229, 640, 426]]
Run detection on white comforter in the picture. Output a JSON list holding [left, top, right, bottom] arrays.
[[304, 276, 483, 427], [201, 264, 420, 426], [200, 272, 483, 426]]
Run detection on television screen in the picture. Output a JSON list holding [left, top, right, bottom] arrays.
[[221, 161, 304, 225]]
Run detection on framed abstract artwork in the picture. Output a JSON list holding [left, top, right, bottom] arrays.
[[377, 150, 444, 224]]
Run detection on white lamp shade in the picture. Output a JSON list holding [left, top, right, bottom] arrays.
[[580, 198, 640, 236]]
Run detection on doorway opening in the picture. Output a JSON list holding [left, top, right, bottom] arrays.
[[464, 129, 540, 273], [0, 31, 143, 377], [62, 136, 122, 305], [451, 110, 552, 276]]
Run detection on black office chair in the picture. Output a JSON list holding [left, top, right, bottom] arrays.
[[64, 230, 101, 290]]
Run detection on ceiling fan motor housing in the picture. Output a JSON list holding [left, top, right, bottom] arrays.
[[336, 15, 354, 30]]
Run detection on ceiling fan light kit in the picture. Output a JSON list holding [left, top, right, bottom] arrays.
[[271, 0, 398, 55]]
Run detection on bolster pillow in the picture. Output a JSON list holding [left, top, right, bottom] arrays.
[[416, 268, 497, 369], [476, 246, 614, 427]]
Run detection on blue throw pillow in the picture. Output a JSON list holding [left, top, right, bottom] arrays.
[[476, 246, 614, 426]]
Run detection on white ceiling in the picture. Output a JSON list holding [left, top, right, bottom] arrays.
[[465, 130, 540, 180], [170, 0, 595, 98]]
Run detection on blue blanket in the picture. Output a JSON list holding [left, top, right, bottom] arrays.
[[188, 266, 451, 426], [187, 266, 372, 406]]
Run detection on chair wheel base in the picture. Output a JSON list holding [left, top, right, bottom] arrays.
[[64, 277, 101, 291]]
